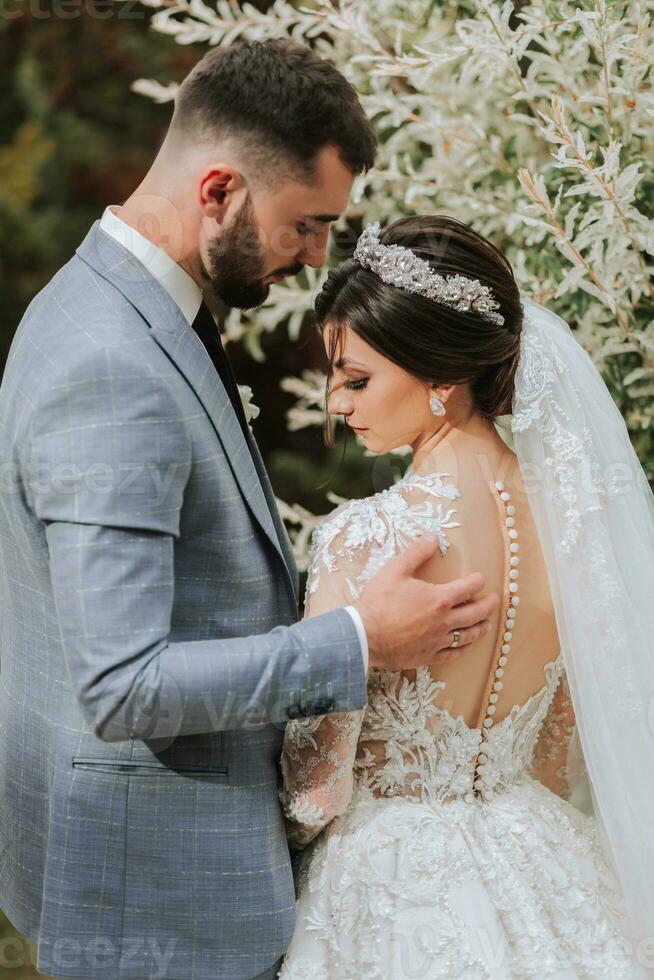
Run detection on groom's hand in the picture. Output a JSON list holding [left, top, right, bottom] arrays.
[[354, 534, 499, 673]]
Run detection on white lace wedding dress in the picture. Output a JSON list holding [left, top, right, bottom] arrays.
[[277, 461, 647, 979]]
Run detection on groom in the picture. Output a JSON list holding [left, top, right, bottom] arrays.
[[0, 39, 497, 980]]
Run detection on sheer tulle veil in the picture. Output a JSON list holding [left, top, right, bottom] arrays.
[[511, 297, 654, 954]]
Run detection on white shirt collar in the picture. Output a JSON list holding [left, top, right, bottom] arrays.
[[99, 205, 202, 325]]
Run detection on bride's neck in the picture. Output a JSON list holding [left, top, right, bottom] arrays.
[[410, 412, 503, 474]]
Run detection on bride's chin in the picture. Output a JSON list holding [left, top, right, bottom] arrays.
[[355, 430, 398, 454], [360, 435, 385, 454]]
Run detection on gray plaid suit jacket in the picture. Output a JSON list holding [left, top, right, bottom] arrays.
[[0, 221, 367, 979]]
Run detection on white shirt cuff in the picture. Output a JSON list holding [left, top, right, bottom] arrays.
[[344, 606, 369, 675]]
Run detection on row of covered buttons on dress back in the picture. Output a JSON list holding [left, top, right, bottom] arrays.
[[465, 481, 520, 804]]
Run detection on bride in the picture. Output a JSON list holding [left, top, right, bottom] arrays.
[[276, 215, 654, 978]]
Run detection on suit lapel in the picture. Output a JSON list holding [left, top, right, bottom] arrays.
[[76, 221, 299, 608], [243, 429, 299, 596]]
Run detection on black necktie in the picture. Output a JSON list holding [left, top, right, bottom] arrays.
[[189, 302, 250, 440], [190, 305, 292, 580]]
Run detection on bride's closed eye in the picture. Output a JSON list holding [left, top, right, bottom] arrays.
[[343, 378, 368, 391]]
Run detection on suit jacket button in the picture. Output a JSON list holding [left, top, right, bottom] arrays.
[[314, 697, 336, 713]]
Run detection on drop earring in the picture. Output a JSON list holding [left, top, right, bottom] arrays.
[[429, 393, 446, 417]]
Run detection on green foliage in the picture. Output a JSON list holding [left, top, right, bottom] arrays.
[[0, 9, 189, 369], [131, 0, 654, 555]]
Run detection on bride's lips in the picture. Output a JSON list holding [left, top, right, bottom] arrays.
[[350, 426, 368, 434]]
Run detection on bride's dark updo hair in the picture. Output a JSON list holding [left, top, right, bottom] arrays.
[[315, 214, 523, 441]]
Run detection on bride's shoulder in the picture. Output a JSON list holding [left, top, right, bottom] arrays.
[[307, 470, 463, 595], [316, 465, 457, 524]]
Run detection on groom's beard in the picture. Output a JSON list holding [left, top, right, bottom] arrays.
[[207, 193, 305, 310], [206, 193, 269, 310]]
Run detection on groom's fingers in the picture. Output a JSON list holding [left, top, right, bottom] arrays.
[[435, 572, 487, 609], [432, 620, 490, 666], [436, 619, 491, 656], [443, 591, 499, 633], [387, 534, 442, 576]]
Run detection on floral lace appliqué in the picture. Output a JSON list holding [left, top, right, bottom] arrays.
[[355, 655, 564, 807], [511, 316, 604, 553], [306, 470, 461, 601]]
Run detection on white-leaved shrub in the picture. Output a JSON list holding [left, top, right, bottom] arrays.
[[124, 0, 654, 562]]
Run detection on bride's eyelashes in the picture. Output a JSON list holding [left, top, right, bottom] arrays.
[[343, 378, 368, 391]]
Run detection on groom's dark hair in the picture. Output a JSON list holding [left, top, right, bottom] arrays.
[[170, 37, 377, 186]]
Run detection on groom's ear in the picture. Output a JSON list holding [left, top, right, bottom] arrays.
[[199, 165, 246, 225]]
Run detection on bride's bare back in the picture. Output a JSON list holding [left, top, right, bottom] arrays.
[[409, 438, 560, 729], [280, 434, 577, 845]]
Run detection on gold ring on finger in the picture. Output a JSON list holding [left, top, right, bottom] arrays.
[[450, 629, 462, 649]]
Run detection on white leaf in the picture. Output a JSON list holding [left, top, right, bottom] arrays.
[[130, 79, 179, 103]]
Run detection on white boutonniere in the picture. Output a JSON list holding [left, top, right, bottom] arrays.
[[237, 385, 260, 425]]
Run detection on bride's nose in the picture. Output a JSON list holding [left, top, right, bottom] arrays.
[[327, 386, 354, 417]]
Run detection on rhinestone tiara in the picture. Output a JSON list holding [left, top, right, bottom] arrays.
[[352, 222, 505, 326]]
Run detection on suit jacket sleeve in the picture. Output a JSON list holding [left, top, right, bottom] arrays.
[[22, 346, 367, 742]]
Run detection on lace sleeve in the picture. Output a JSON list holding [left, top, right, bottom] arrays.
[[279, 473, 462, 850], [529, 665, 588, 806], [279, 506, 368, 850], [279, 707, 365, 850], [280, 501, 376, 850]]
